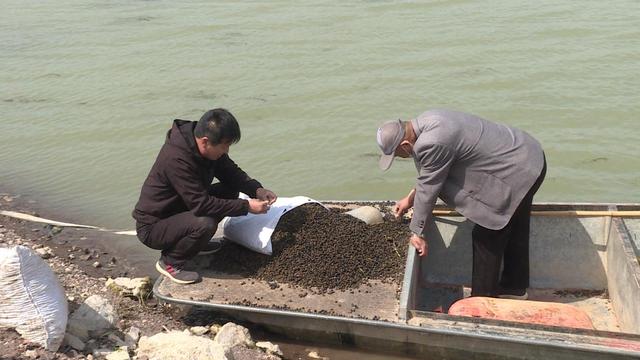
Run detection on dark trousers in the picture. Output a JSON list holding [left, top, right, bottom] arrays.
[[471, 157, 547, 297], [136, 183, 238, 266]]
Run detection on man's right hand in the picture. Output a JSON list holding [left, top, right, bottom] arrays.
[[394, 188, 416, 220], [394, 197, 412, 220], [248, 199, 270, 214]]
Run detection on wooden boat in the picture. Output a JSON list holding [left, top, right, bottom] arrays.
[[153, 202, 640, 359]]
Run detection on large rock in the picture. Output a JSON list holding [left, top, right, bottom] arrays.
[[67, 295, 118, 340], [136, 330, 227, 360], [213, 323, 255, 350]]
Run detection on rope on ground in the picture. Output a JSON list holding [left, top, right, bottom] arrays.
[[0, 210, 137, 236]]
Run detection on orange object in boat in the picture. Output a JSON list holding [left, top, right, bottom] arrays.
[[448, 297, 595, 330]]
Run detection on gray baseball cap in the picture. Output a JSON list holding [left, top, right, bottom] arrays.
[[376, 119, 405, 171]]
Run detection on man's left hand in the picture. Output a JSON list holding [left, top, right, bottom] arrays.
[[410, 233, 428, 257], [256, 188, 278, 205]]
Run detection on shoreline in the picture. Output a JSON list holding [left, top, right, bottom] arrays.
[[0, 192, 297, 359], [0, 188, 159, 277]]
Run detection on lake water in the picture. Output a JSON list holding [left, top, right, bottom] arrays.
[[1, 0, 639, 232]]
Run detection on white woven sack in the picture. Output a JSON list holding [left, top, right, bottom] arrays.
[[222, 195, 324, 255], [0, 246, 68, 351]]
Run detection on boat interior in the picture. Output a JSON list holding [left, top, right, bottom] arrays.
[[406, 203, 640, 335], [155, 201, 640, 358]]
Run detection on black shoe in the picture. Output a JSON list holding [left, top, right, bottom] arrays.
[[498, 288, 528, 300], [198, 239, 223, 255], [156, 260, 199, 284]]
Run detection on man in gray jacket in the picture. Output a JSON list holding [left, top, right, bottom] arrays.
[[376, 109, 546, 299]]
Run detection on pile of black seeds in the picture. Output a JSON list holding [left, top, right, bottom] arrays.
[[209, 204, 410, 292]]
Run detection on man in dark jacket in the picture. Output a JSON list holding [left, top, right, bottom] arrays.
[[133, 108, 277, 284]]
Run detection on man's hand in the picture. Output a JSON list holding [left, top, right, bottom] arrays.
[[410, 233, 428, 257], [394, 194, 414, 220], [256, 188, 277, 205], [248, 199, 270, 214]]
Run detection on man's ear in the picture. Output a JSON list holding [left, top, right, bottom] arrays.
[[400, 140, 412, 152]]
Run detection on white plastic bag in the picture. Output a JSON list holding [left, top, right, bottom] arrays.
[[0, 246, 68, 351], [222, 195, 323, 255]]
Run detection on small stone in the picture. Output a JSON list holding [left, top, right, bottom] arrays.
[[105, 346, 130, 360], [106, 277, 152, 299], [93, 261, 102, 268], [92, 348, 114, 357], [209, 324, 222, 335], [256, 341, 283, 357], [24, 350, 38, 358], [213, 322, 254, 348], [68, 254, 75, 260], [107, 332, 125, 345], [35, 247, 53, 259], [189, 326, 209, 336], [308, 351, 328, 359], [64, 333, 86, 351], [124, 326, 141, 348]]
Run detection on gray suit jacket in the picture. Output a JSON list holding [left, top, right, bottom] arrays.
[[409, 109, 544, 235]]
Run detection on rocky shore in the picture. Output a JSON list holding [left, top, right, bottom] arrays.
[[0, 193, 294, 360]]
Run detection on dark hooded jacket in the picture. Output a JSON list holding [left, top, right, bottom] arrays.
[[132, 120, 262, 225]]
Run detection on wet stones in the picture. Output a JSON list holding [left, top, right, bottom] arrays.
[[211, 204, 409, 293]]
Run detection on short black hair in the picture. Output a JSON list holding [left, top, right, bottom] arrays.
[[194, 108, 241, 145]]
